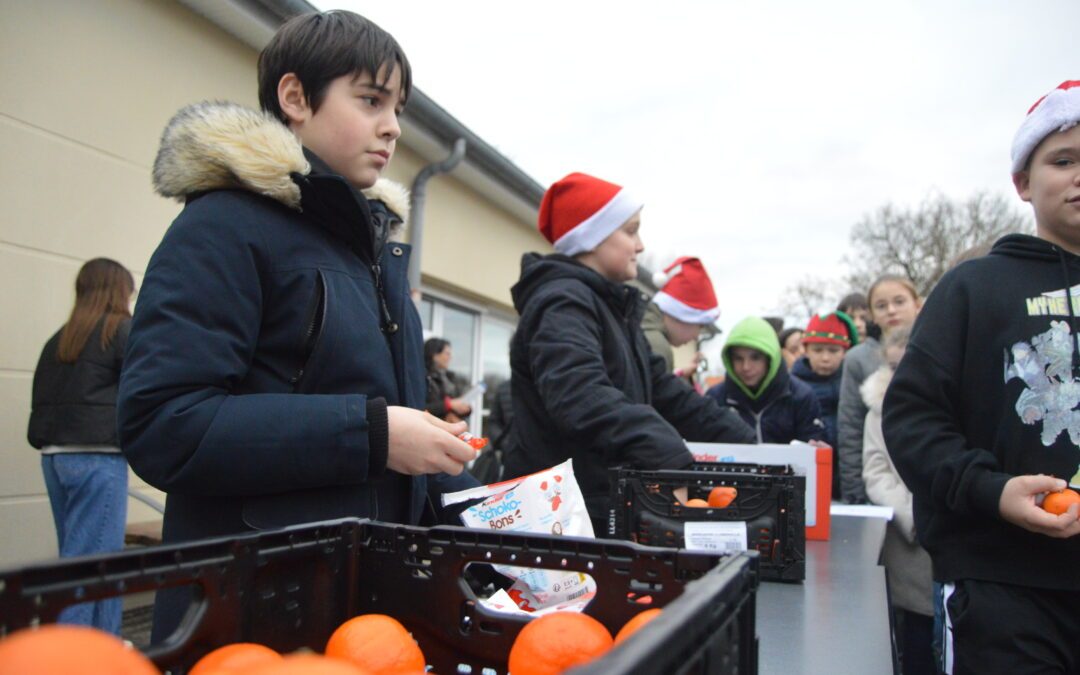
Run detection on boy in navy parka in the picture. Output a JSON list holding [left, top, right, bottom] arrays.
[[119, 11, 477, 638]]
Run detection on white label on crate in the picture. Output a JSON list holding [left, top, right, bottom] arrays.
[[684, 521, 747, 553]]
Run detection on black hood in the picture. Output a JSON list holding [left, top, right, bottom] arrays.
[[991, 233, 1080, 369], [511, 253, 639, 318], [990, 233, 1080, 263]]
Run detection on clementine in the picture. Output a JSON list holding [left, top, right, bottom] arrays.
[[684, 498, 710, 507], [613, 608, 662, 644], [707, 487, 737, 508], [0, 624, 160, 675], [324, 614, 425, 674], [189, 642, 281, 674], [507, 611, 613, 675], [245, 653, 371, 674], [1042, 488, 1080, 516]]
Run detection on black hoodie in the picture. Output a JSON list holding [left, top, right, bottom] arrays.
[[884, 234, 1080, 590], [504, 254, 755, 528]]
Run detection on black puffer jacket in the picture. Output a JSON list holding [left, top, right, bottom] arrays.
[[29, 319, 130, 449], [504, 254, 755, 525]]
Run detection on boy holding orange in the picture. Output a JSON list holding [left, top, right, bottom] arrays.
[[884, 81, 1080, 673]]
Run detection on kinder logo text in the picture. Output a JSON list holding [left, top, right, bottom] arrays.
[[473, 498, 522, 521], [469, 492, 524, 530], [692, 453, 736, 463]]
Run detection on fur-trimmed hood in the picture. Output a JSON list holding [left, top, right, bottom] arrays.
[[860, 365, 893, 415], [152, 101, 409, 228]]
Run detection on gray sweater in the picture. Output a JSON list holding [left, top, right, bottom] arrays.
[[837, 338, 882, 503]]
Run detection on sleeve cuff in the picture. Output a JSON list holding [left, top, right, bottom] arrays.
[[659, 448, 696, 470], [970, 469, 1012, 519], [366, 397, 389, 477]]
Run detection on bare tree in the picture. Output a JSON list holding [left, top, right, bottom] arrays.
[[844, 190, 1033, 296], [774, 275, 846, 327]]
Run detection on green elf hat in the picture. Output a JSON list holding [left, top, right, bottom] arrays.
[[802, 311, 859, 349]]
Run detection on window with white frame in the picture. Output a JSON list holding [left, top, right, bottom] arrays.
[[420, 293, 516, 437]]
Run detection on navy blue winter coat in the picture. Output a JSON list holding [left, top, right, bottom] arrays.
[[790, 356, 843, 449], [706, 365, 824, 444], [119, 103, 474, 550]]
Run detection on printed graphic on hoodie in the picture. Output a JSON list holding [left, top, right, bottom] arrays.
[[1005, 320, 1080, 450], [1025, 283, 1080, 317]]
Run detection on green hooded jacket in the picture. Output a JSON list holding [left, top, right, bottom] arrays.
[[721, 317, 782, 401]]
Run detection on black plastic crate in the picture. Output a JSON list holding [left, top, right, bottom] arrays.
[[608, 462, 806, 582], [0, 518, 758, 674]]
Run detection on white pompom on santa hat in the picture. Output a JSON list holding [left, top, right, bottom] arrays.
[[650, 257, 720, 325], [1011, 80, 1080, 174], [538, 172, 644, 256]]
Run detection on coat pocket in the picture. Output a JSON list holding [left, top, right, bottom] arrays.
[[291, 270, 327, 392]]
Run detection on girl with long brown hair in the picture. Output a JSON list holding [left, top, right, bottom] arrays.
[[27, 258, 135, 634], [836, 274, 923, 503]]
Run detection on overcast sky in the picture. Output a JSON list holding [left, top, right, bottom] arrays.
[[323, 0, 1077, 363]]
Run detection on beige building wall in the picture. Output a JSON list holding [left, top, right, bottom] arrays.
[[0, 0, 542, 567], [382, 146, 546, 312]]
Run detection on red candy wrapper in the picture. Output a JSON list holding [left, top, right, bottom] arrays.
[[458, 432, 488, 451]]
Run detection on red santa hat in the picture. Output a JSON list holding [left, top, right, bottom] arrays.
[[802, 312, 858, 349], [1011, 80, 1080, 174], [650, 257, 721, 324], [538, 172, 644, 256]]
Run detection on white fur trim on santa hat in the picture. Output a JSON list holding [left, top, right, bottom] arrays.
[[652, 290, 720, 325], [1011, 83, 1080, 173], [552, 188, 643, 256], [652, 263, 683, 289]]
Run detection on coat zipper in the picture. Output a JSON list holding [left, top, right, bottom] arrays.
[[371, 253, 399, 335], [291, 271, 326, 391]]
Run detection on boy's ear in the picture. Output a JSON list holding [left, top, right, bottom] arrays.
[[277, 73, 311, 126], [1012, 171, 1032, 202]]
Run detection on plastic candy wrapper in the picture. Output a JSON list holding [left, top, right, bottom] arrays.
[[441, 459, 596, 615], [457, 431, 488, 451]]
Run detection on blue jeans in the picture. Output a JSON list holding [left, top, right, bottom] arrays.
[[41, 453, 128, 634], [932, 581, 945, 673]]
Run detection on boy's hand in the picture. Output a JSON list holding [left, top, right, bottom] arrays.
[[449, 397, 473, 416], [999, 475, 1080, 538], [386, 407, 476, 476]]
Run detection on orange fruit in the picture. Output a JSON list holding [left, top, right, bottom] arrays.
[[0, 624, 160, 675], [684, 498, 710, 507], [614, 608, 662, 644], [189, 643, 281, 674], [1043, 488, 1080, 515], [246, 654, 371, 674], [707, 487, 737, 508], [507, 611, 613, 675], [325, 614, 425, 674]]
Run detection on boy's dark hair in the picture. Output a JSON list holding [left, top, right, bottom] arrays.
[[762, 316, 785, 334], [258, 11, 412, 124], [837, 292, 869, 314], [777, 327, 803, 350]]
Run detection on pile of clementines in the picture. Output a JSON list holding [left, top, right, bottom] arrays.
[[681, 485, 738, 509], [0, 605, 663, 675]]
